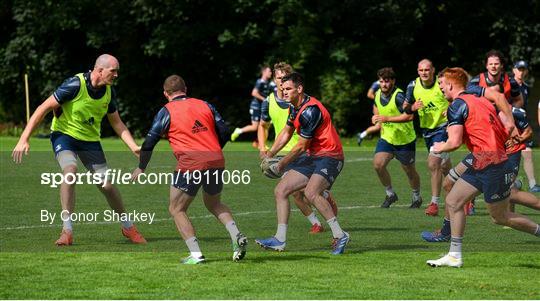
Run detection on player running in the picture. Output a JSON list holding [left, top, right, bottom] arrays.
[[256, 72, 349, 255], [131, 75, 247, 264], [422, 85, 540, 242], [231, 64, 274, 144], [257, 62, 338, 234], [371, 67, 422, 208], [12, 54, 146, 246], [357, 80, 382, 145], [425, 67, 540, 268], [404, 59, 452, 216]]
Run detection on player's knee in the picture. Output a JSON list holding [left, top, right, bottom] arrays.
[[427, 160, 440, 173], [62, 165, 77, 174], [445, 198, 460, 212], [373, 160, 385, 172], [168, 203, 186, 216], [302, 188, 319, 203], [274, 186, 289, 201]]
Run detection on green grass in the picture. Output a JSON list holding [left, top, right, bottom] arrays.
[[1, 136, 539, 299]]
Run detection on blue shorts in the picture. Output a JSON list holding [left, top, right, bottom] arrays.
[[375, 138, 416, 165], [462, 152, 521, 178], [461, 161, 512, 203], [50, 131, 106, 171], [249, 99, 261, 122], [172, 168, 224, 197], [505, 151, 521, 179], [423, 128, 448, 152], [525, 140, 533, 148], [284, 155, 344, 189]]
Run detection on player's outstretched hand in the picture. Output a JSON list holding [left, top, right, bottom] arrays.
[[12, 140, 30, 164], [131, 167, 144, 183]]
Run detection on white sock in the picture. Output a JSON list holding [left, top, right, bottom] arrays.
[[275, 224, 287, 242], [529, 179, 537, 188], [360, 131, 368, 138], [185, 236, 203, 258], [225, 220, 240, 241], [235, 128, 243, 134], [61, 211, 72, 231], [121, 220, 133, 229], [448, 236, 462, 259], [431, 196, 440, 204], [326, 217, 345, 238], [306, 213, 321, 226], [385, 186, 395, 197]]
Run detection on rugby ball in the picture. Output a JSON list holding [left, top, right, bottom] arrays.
[[260, 157, 283, 179]]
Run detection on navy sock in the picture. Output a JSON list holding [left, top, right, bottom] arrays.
[[441, 218, 451, 236]]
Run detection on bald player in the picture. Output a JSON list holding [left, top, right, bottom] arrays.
[[404, 59, 452, 216], [12, 54, 146, 246]]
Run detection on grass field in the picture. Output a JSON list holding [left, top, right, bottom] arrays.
[[1, 136, 539, 299]]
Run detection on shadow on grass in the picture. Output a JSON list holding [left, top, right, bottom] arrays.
[[346, 226, 408, 232], [513, 263, 540, 269], [247, 253, 328, 263]]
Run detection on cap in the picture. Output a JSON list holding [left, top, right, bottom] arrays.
[[514, 60, 529, 69]]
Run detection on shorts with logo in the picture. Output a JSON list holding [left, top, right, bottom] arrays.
[[250, 99, 261, 122], [462, 152, 521, 178], [284, 154, 344, 189], [461, 160, 512, 203], [172, 168, 224, 197], [50, 131, 107, 171], [375, 138, 416, 165]]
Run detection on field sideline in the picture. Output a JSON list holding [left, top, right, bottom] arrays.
[[1, 136, 539, 299]]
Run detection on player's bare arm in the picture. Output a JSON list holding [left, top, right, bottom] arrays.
[[251, 88, 266, 102], [267, 124, 294, 158], [433, 125, 463, 153], [372, 112, 413, 124], [12, 95, 60, 163], [107, 111, 140, 157]]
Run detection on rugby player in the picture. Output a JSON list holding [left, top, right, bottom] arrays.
[[12, 54, 146, 246]]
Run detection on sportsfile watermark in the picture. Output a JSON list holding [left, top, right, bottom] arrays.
[[40, 169, 252, 188]]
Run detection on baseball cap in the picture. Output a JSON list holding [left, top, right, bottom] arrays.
[[514, 60, 529, 69]]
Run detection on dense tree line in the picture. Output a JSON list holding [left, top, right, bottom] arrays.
[[1, 0, 539, 137]]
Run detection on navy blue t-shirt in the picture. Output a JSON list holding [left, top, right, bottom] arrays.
[[139, 96, 229, 169], [252, 79, 273, 102], [286, 95, 323, 139]]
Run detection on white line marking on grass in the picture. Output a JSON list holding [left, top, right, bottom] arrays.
[[0, 204, 417, 230]]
